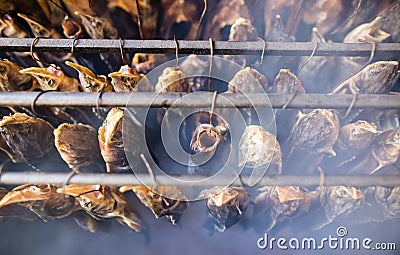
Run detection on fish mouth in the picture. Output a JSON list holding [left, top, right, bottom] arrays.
[[65, 61, 96, 78]]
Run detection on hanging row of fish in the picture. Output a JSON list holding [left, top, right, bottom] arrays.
[[0, 0, 399, 77], [0, 181, 398, 233], [0, 55, 399, 174], [1, 0, 399, 41]]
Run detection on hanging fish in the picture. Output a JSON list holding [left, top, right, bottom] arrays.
[[20, 65, 82, 92], [338, 16, 391, 82], [0, 184, 79, 221], [225, 18, 258, 67], [228, 67, 268, 93], [57, 185, 143, 232], [199, 186, 250, 232], [285, 109, 340, 174], [74, 11, 117, 39], [54, 123, 104, 173], [315, 186, 365, 230], [120, 185, 188, 225], [347, 126, 400, 175], [0, 187, 37, 221], [331, 60, 399, 123], [227, 67, 269, 125], [238, 125, 282, 175], [17, 13, 62, 38], [330, 0, 392, 38], [255, 186, 314, 231], [65, 61, 113, 92], [108, 65, 153, 92], [190, 123, 222, 166], [0, 113, 64, 170], [374, 186, 400, 221], [98, 108, 145, 173], [0, 59, 40, 91], [327, 120, 377, 173], [155, 66, 190, 93]]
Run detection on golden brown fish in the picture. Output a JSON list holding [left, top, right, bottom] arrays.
[[54, 123, 103, 173], [315, 186, 364, 229], [0, 184, 79, 221], [66, 61, 113, 92], [0, 113, 58, 169], [58, 185, 143, 232], [200, 186, 250, 232], [120, 185, 188, 224], [108, 65, 153, 92], [255, 186, 313, 231], [0, 59, 40, 91], [20, 65, 83, 92], [238, 125, 282, 175]]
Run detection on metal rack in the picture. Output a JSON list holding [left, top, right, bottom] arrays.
[[2, 38, 400, 56], [0, 38, 399, 187]]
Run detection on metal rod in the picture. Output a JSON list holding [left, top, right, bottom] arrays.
[[0, 38, 399, 56], [0, 172, 398, 187], [0, 92, 399, 109]]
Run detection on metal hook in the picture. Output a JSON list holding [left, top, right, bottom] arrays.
[[298, 41, 318, 75], [60, 170, 78, 200], [119, 38, 128, 65], [96, 86, 105, 117], [71, 37, 79, 54], [30, 37, 50, 67], [342, 93, 358, 119], [70, 37, 90, 69], [140, 153, 158, 187], [30, 90, 52, 117], [253, 37, 266, 67], [316, 166, 325, 187], [135, 0, 144, 39], [358, 39, 376, 67], [208, 38, 214, 91], [173, 36, 179, 69], [209, 91, 218, 125], [196, 0, 207, 39]]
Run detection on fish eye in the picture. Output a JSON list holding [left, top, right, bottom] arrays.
[[0, 66, 6, 72], [95, 21, 102, 28], [85, 201, 92, 207], [369, 68, 375, 74], [48, 79, 54, 86], [38, 29, 47, 37], [114, 142, 123, 147]]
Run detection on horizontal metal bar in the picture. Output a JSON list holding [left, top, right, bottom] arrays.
[[0, 92, 399, 109], [0, 38, 399, 57], [0, 172, 398, 187]]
